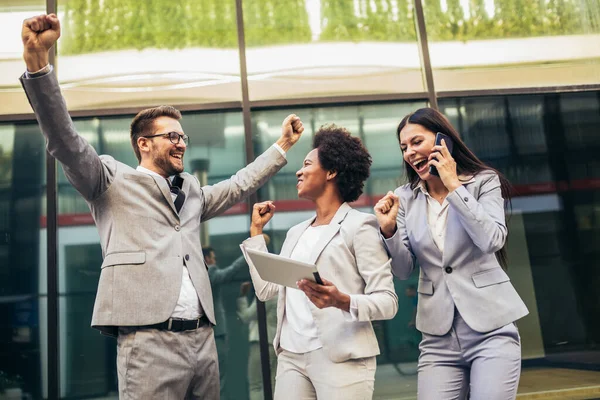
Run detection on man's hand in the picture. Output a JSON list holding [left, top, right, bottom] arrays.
[[276, 114, 304, 152], [22, 13, 61, 72], [250, 201, 276, 237], [239, 281, 252, 297], [297, 278, 350, 312], [374, 191, 400, 238]]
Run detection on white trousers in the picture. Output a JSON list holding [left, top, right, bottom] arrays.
[[273, 348, 376, 400]]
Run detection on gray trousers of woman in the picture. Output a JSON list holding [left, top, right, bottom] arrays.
[[417, 309, 521, 400]]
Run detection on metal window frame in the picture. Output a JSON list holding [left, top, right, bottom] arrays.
[[45, 2, 59, 400], [10, 0, 599, 399]]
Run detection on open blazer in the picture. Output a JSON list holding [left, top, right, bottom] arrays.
[[242, 203, 398, 363]]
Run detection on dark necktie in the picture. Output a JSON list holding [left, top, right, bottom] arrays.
[[169, 176, 186, 213]]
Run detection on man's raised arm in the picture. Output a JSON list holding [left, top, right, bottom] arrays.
[[21, 14, 112, 201]]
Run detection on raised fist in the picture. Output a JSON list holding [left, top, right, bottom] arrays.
[[22, 13, 61, 71], [277, 114, 304, 151]]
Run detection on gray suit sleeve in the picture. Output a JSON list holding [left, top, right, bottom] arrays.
[[19, 69, 113, 201], [446, 173, 507, 254], [208, 255, 247, 286], [352, 216, 399, 322], [382, 190, 416, 280], [200, 146, 287, 222]]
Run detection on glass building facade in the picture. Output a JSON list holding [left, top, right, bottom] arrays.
[[0, 0, 599, 399]]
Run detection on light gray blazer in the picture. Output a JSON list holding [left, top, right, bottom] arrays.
[[242, 203, 398, 363], [20, 69, 287, 337], [383, 171, 528, 336]]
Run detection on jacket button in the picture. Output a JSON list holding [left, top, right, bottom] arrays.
[[185, 254, 190, 261], [174, 225, 180, 231], [464, 197, 469, 202], [445, 266, 453, 274]]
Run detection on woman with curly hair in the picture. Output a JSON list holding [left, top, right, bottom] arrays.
[[241, 124, 398, 400]]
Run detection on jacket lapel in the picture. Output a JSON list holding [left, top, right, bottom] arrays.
[[413, 191, 442, 257], [280, 218, 312, 258], [442, 176, 476, 264], [307, 203, 351, 264], [150, 174, 178, 215]]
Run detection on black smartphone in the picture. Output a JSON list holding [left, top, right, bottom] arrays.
[[313, 271, 324, 285], [429, 132, 454, 176]]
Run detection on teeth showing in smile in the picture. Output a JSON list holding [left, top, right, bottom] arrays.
[[171, 154, 183, 159], [413, 159, 426, 169]]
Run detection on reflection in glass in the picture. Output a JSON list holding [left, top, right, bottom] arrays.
[[0, 122, 45, 399], [244, 0, 424, 100], [424, 0, 600, 90], [0, 2, 47, 115], [57, 0, 243, 110]]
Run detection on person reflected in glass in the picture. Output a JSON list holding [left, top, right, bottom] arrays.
[[237, 279, 278, 400], [204, 247, 250, 400], [241, 125, 398, 400], [374, 108, 529, 400]]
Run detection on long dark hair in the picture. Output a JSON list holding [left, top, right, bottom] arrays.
[[397, 108, 512, 269]]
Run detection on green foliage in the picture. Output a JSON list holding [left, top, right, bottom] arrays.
[[60, 0, 600, 55]]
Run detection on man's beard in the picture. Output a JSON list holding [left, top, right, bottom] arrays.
[[153, 151, 184, 176]]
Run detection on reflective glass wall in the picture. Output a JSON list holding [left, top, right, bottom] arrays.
[[0, 0, 599, 399], [0, 121, 46, 399], [423, 0, 600, 90]]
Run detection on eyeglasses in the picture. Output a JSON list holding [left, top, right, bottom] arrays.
[[142, 131, 189, 146]]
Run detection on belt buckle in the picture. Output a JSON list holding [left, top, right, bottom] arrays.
[[196, 318, 200, 329], [167, 318, 173, 330]]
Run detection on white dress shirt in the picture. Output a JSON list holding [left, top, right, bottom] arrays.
[[137, 165, 202, 319], [280, 225, 327, 353], [418, 183, 451, 252], [416, 176, 475, 252]]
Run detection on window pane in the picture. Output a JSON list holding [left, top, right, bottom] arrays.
[[0, 2, 47, 115], [56, 0, 242, 110], [424, 0, 600, 91], [243, 0, 424, 101], [0, 121, 46, 399]]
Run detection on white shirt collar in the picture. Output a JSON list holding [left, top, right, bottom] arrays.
[[136, 165, 173, 182], [413, 174, 476, 197]]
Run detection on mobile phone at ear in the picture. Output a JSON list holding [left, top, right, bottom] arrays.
[[429, 132, 454, 176]]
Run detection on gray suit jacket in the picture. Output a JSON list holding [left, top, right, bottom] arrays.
[[383, 171, 528, 335], [20, 69, 287, 337], [207, 255, 247, 337], [242, 203, 398, 363]]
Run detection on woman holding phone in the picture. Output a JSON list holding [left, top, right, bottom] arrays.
[[241, 124, 398, 400], [375, 108, 528, 399]]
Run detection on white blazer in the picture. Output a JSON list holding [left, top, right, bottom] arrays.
[[242, 203, 398, 363]]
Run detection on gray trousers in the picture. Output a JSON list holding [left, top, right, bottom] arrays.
[[273, 348, 376, 400], [417, 309, 521, 400], [117, 326, 220, 399], [215, 335, 228, 400]]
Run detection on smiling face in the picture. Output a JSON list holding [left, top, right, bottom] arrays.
[[140, 116, 186, 177], [296, 148, 330, 201], [399, 123, 437, 181]]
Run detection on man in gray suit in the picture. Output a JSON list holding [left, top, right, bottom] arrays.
[[203, 247, 247, 400], [20, 14, 304, 399]]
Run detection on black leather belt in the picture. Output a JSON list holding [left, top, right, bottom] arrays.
[[143, 316, 210, 332]]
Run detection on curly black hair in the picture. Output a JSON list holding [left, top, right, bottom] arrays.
[[312, 124, 372, 203]]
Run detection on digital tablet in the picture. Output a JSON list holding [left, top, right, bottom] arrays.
[[244, 248, 323, 288]]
